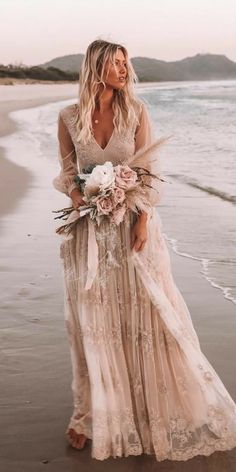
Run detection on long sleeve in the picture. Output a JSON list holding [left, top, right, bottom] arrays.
[[134, 102, 154, 152], [134, 102, 164, 206], [52, 112, 79, 197]]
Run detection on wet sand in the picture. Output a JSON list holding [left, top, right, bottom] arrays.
[[0, 84, 236, 472], [0, 83, 76, 214]]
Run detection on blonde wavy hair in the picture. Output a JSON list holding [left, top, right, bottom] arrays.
[[75, 39, 141, 144]]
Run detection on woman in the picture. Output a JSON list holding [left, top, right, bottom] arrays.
[[53, 39, 236, 461]]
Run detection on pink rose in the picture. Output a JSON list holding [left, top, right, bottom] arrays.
[[115, 165, 137, 190], [96, 195, 114, 215], [112, 186, 125, 205]]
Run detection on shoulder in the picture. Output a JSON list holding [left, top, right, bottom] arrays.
[[132, 98, 143, 115], [132, 99, 150, 134], [132, 98, 150, 122], [59, 102, 79, 120], [58, 103, 79, 133]]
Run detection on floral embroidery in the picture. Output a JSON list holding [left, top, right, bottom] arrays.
[[177, 377, 188, 394], [198, 364, 214, 382], [157, 381, 168, 395], [204, 371, 213, 382], [57, 103, 236, 462]]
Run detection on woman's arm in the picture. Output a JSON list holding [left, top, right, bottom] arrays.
[[131, 103, 154, 251], [53, 112, 85, 209]]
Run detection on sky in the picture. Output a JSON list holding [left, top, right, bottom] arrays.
[[1, 0, 236, 66]]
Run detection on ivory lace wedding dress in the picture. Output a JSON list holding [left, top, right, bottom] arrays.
[[53, 100, 236, 461]]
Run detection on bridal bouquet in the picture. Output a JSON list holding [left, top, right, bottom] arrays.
[[53, 137, 170, 236]]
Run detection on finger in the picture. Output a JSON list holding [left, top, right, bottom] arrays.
[[74, 198, 84, 209], [72, 198, 79, 209], [138, 240, 146, 252], [134, 239, 142, 252], [135, 238, 147, 252], [72, 201, 80, 211]]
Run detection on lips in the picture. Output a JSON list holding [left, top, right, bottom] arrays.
[[119, 77, 126, 82]]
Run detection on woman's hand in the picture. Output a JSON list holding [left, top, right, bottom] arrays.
[[131, 213, 148, 252], [70, 188, 86, 210]]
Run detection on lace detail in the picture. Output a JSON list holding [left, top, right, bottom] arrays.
[[59, 103, 139, 170], [54, 103, 236, 462], [66, 404, 236, 461], [80, 324, 123, 348], [60, 206, 236, 461]]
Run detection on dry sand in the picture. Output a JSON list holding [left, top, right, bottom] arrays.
[[0, 83, 236, 472]]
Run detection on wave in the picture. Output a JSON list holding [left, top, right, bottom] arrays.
[[163, 234, 236, 305], [169, 174, 236, 204]]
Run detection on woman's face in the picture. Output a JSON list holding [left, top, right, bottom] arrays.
[[102, 49, 127, 90]]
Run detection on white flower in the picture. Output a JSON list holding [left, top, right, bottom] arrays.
[[84, 161, 115, 197]]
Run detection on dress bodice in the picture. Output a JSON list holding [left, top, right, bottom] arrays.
[[59, 103, 141, 170], [53, 99, 155, 198]]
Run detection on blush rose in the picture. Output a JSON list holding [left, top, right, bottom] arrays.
[[115, 165, 137, 190]]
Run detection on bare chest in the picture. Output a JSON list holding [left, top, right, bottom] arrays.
[[91, 110, 114, 150]]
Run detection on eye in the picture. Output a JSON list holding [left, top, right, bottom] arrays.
[[115, 60, 127, 67]]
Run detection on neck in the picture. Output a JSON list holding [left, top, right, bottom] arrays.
[[95, 86, 114, 113]]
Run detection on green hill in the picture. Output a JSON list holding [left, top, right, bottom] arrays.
[[40, 52, 236, 81]]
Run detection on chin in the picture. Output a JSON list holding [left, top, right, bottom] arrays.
[[113, 83, 126, 91]]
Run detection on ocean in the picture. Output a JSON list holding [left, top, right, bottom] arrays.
[[5, 79, 236, 305], [140, 80, 236, 304]]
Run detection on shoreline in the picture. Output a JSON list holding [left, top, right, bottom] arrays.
[[0, 94, 76, 138], [0, 84, 236, 470], [0, 147, 32, 217], [0, 84, 76, 215], [1, 77, 235, 86]]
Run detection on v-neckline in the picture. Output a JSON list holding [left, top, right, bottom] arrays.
[[92, 128, 115, 152]]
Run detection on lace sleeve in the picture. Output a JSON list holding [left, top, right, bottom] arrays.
[[52, 111, 79, 197], [134, 102, 155, 151], [134, 102, 164, 206]]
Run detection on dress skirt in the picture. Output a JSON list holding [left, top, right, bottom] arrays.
[[59, 207, 236, 461]]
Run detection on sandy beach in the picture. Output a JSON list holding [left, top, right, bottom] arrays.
[[0, 83, 236, 472]]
